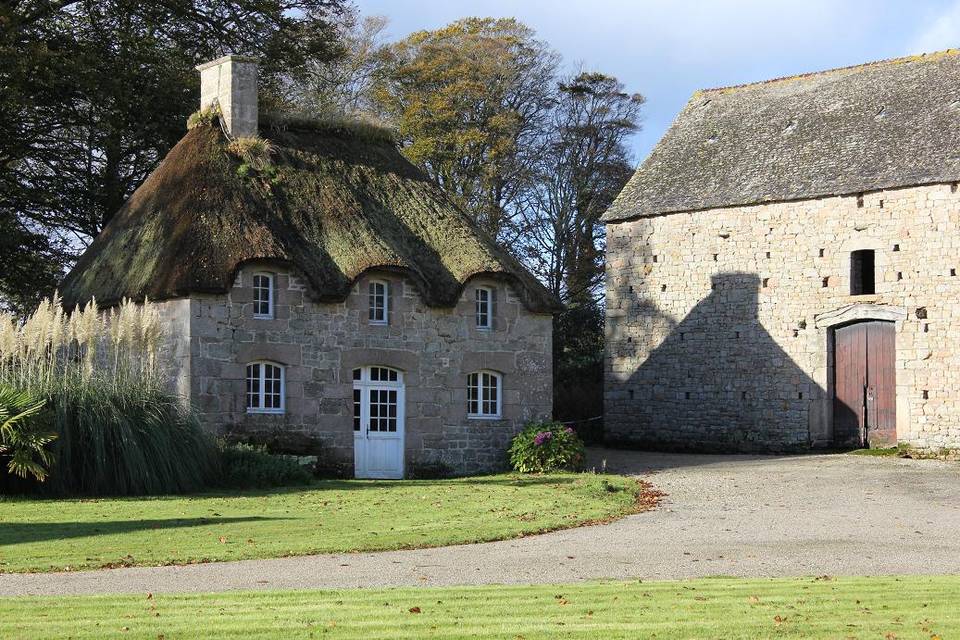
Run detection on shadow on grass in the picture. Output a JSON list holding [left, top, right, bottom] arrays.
[[0, 516, 284, 546]]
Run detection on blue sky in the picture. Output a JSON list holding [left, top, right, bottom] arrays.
[[354, 0, 960, 164]]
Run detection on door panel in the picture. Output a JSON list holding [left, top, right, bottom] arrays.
[[833, 321, 896, 447], [867, 322, 897, 446], [834, 323, 868, 447], [354, 382, 404, 479]]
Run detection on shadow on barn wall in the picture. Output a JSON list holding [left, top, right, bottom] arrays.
[[606, 272, 825, 453]]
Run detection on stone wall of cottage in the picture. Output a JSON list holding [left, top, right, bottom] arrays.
[[605, 182, 960, 452], [160, 268, 553, 476]]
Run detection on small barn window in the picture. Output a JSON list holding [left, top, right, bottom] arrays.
[[246, 361, 285, 414], [475, 286, 493, 329], [252, 273, 274, 319], [850, 250, 876, 295], [467, 371, 502, 419], [368, 280, 388, 325]]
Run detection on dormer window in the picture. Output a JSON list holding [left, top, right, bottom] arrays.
[[475, 286, 493, 329], [369, 280, 388, 325], [252, 272, 274, 319]]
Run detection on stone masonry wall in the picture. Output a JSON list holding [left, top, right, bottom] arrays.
[[605, 183, 960, 452], [161, 267, 553, 476]]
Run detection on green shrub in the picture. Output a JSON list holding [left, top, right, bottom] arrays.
[[42, 386, 220, 496], [0, 295, 220, 496], [509, 421, 586, 473], [0, 385, 55, 481], [219, 443, 313, 489]]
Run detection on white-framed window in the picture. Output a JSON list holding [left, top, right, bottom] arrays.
[[246, 361, 285, 414], [467, 370, 502, 419], [368, 280, 388, 325], [475, 286, 493, 329], [252, 272, 274, 319]]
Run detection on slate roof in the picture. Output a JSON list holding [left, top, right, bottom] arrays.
[[603, 49, 960, 223], [60, 115, 560, 313]]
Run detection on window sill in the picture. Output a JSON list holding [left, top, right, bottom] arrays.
[[252, 314, 275, 320], [368, 320, 388, 327], [246, 409, 285, 415], [467, 414, 503, 421]]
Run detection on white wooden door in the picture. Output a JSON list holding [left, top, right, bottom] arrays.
[[353, 367, 405, 479]]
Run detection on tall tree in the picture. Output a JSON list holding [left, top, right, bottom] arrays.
[[0, 0, 348, 314], [516, 71, 643, 429], [517, 71, 644, 306], [300, 14, 392, 117], [375, 17, 559, 239]]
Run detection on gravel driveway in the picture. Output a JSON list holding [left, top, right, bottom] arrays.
[[2, 449, 958, 596]]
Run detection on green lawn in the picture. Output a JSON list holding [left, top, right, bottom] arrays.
[[1, 576, 957, 639], [0, 474, 650, 573]]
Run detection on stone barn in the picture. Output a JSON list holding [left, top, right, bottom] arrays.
[[604, 51, 960, 453], [60, 56, 559, 478]]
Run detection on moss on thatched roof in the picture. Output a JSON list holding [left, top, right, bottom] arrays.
[[60, 117, 559, 313]]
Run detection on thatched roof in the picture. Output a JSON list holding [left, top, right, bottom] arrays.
[[604, 49, 960, 223], [61, 115, 560, 313]]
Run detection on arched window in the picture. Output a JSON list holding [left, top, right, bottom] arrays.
[[368, 280, 389, 325], [467, 370, 502, 419], [252, 272, 275, 319], [246, 361, 285, 414], [475, 286, 494, 329]]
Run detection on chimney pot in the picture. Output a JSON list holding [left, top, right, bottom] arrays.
[[196, 55, 258, 138]]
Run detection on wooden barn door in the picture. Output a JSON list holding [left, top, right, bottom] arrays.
[[833, 321, 896, 447]]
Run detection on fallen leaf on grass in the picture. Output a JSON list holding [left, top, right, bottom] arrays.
[[409, 607, 421, 614]]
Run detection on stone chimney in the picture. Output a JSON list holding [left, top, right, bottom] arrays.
[[196, 55, 258, 138]]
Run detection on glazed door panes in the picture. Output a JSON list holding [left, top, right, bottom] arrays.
[[367, 388, 398, 432]]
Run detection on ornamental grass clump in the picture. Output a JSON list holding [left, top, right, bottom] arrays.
[[0, 295, 219, 495], [509, 421, 586, 473]]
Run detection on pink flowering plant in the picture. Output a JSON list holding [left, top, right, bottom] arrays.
[[508, 421, 585, 473]]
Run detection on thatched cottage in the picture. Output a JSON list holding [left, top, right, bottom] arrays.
[[604, 51, 960, 453], [61, 56, 559, 478]]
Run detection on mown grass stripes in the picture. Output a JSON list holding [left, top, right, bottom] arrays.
[[1, 576, 957, 639]]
